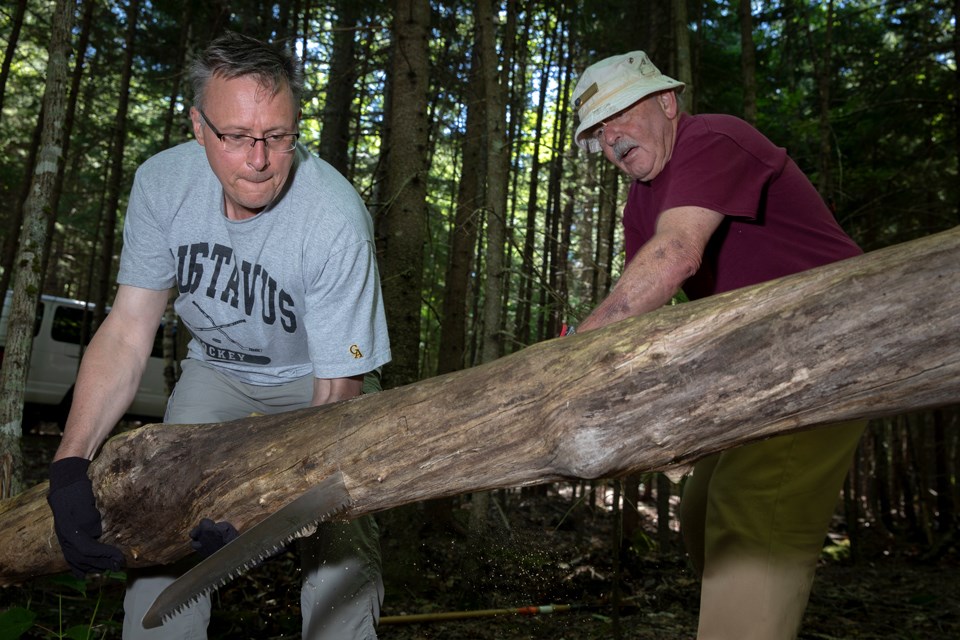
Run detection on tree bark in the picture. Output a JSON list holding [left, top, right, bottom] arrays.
[[512, 33, 554, 348], [93, 0, 139, 329], [0, 0, 77, 499], [479, 0, 510, 364], [0, 0, 27, 126], [378, 0, 431, 388], [41, 0, 93, 295], [738, 0, 757, 124], [673, 0, 694, 111], [318, 0, 360, 175], [436, 15, 485, 376], [808, 0, 835, 202], [1, 227, 959, 585]]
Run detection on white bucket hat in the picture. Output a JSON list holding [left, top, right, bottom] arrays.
[[572, 51, 685, 153]]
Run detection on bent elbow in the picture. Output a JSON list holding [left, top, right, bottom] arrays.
[[665, 238, 703, 288]]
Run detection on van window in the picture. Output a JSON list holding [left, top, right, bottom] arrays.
[[50, 305, 95, 345], [48, 305, 170, 359]]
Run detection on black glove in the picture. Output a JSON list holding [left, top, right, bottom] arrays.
[[47, 457, 126, 578], [189, 518, 239, 558]]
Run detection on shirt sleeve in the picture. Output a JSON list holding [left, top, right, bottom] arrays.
[[658, 121, 787, 221], [303, 237, 391, 379], [117, 169, 177, 291]]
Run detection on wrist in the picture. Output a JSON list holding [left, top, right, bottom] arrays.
[[49, 457, 91, 492]]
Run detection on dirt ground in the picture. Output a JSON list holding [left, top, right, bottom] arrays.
[[372, 502, 959, 640], [3, 431, 958, 639]]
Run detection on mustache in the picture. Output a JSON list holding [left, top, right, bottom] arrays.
[[613, 139, 637, 162]]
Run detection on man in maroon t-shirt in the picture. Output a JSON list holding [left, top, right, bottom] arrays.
[[570, 51, 865, 640]]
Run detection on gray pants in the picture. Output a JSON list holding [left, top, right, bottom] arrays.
[[122, 359, 383, 639]]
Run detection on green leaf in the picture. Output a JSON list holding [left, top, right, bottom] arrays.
[[65, 624, 95, 640], [46, 573, 88, 596], [0, 607, 36, 640]]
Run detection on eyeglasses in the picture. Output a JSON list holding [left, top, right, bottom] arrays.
[[593, 123, 609, 144], [592, 107, 632, 145], [199, 109, 299, 153]]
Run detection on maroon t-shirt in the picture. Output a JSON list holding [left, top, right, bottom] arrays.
[[623, 113, 861, 300]]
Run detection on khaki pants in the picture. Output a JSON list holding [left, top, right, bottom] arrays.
[[680, 420, 865, 640], [122, 359, 383, 639]]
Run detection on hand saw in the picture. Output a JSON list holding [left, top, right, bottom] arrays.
[[141, 470, 352, 629]]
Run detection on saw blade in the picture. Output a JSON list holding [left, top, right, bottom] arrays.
[[141, 470, 352, 629]]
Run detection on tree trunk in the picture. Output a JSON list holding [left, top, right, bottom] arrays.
[[592, 162, 618, 306], [160, 0, 192, 150], [547, 28, 573, 339], [93, 0, 139, 328], [0, 0, 27, 126], [673, 0, 694, 111], [1, 227, 959, 584], [378, 0, 431, 388], [738, 0, 757, 124], [40, 0, 93, 294], [932, 410, 954, 533], [811, 0, 835, 202], [158, 5, 188, 393], [467, 0, 517, 552], [0, 0, 77, 500], [0, 107, 41, 304], [436, 17, 485, 376], [952, 0, 960, 226], [318, 0, 360, 174], [512, 33, 554, 348], [479, 0, 510, 364], [540, 19, 569, 341]]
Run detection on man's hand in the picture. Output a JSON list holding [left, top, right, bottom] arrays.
[[189, 518, 239, 558], [47, 457, 126, 578]]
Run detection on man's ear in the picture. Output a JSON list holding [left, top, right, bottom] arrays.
[[190, 107, 206, 146], [659, 91, 679, 119]]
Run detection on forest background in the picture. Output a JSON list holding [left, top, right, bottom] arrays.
[[0, 0, 958, 637]]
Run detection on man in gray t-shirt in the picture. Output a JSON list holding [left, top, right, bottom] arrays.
[[46, 33, 390, 640]]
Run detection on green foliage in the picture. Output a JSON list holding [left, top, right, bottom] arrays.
[[0, 607, 36, 640], [0, 572, 125, 640], [0, 0, 953, 372], [822, 539, 852, 563]]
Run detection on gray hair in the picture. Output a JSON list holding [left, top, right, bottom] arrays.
[[189, 32, 303, 111]]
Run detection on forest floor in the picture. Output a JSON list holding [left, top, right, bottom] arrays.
[[3, 428, 959, 640]]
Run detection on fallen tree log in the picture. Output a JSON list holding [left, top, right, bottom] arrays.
[[2, 227, 959, 585]]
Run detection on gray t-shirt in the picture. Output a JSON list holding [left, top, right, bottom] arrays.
[[118, 141, 391, 385]]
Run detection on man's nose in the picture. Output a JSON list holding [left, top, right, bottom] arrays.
[[246, 139, 269, 169]]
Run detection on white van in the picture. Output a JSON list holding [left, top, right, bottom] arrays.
[[0, 292, 174, 427]]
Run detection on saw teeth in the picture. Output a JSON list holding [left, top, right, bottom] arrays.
[[163, 592, 208, 623], [149, 474, 355, 625]]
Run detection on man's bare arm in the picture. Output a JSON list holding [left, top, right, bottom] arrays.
[[312, 375, 364, 407], [54, 285, 171, 461], [578, 206, 724, 332]]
